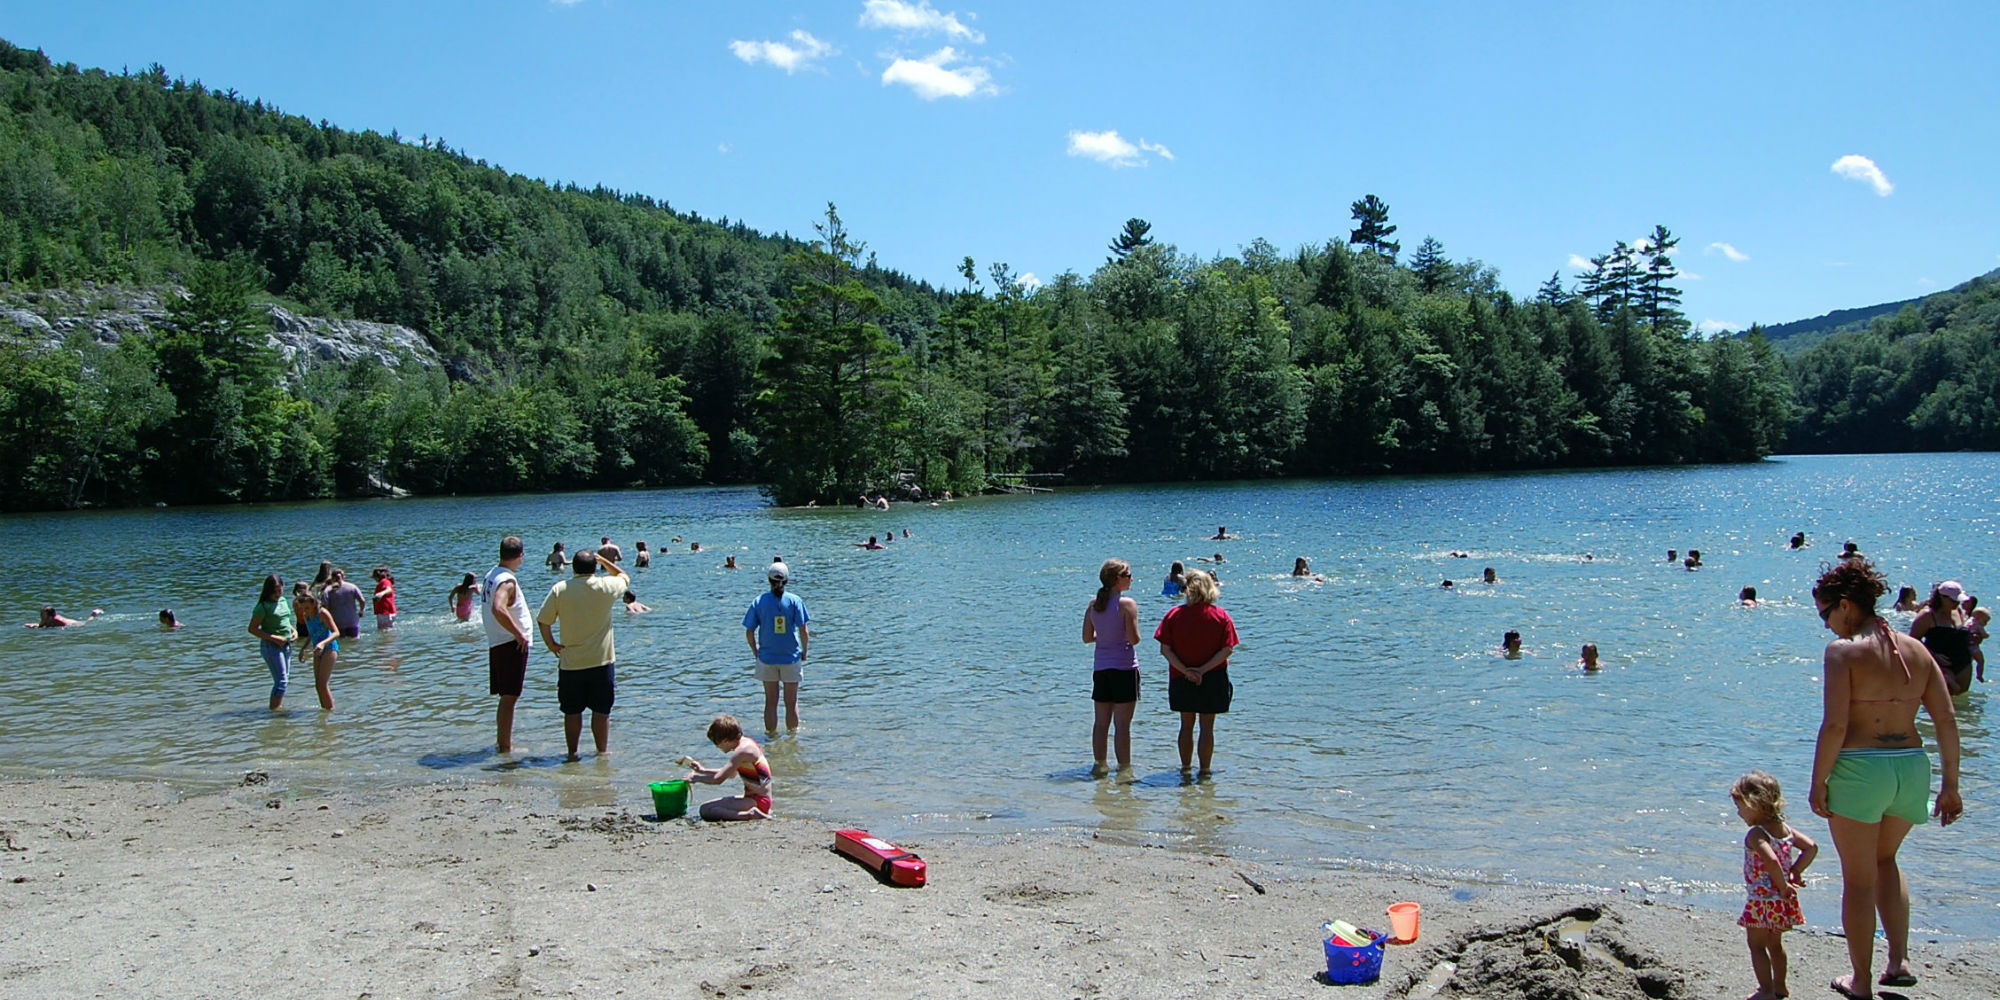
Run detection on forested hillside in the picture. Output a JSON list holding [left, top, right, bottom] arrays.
[[1784, 271, 2000, 452], [1759, 267, 2000, 356], [0, 39, 1797, 511]]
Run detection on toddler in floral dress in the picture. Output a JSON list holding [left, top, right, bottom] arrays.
[[1732, 771, 1819, 1000]]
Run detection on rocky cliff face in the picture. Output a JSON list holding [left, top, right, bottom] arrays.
[[0, 284, 441, 373]]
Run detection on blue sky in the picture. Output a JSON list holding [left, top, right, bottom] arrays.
[[6, 1, 1997, 330]]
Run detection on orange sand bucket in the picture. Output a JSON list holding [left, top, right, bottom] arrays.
[[1387, 901, 1421, 943]]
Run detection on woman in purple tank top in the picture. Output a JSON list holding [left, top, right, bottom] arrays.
[[1082, 558, 1141, 775]]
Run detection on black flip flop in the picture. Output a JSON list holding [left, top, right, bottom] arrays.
[[1878, 971, 1918, 987]]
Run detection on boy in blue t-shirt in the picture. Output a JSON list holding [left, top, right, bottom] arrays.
[[743, 561, 810, 731]]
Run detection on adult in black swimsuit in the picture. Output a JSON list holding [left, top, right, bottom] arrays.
[[1910, 581, 1974, 695]]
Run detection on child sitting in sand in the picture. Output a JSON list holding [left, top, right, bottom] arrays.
[[684, 714, 771, 821], [1732, 770, 1817, 1000]]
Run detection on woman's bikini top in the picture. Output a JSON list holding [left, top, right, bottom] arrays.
[[1853, 617, 1920, 704]]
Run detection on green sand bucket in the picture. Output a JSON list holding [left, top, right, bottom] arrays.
[[649, 779, 689, 819]]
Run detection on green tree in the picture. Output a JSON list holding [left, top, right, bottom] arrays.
[[150, 259, 290, 501], [1348, 194, 1399, 260], [753, 205, 909, 505], [1410, 235, 1450, 293], [1107, 217, 1154, 262]]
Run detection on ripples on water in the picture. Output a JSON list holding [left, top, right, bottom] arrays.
[[0, 456, 1994, 935]]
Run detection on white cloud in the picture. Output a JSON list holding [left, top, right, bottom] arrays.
[[1705, 241, 1749, 262], [1015, 272, 1042, 290], [859, 0, 984, 43], [880, 46, 995, 98], [1566, 253, 1595, 270], [729, 31, 836, 74], [1831, 154, 1894, 196], [1066, 129, 1174, 168], [1680, 270, 1703, 281], [717, 142, 731, 154], [1696, 319, 1741, 336]]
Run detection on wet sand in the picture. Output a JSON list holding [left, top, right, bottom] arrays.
[[3, 778, 1994, 999]]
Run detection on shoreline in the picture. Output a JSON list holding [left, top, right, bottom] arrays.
[[5, 777, 1995, 999]]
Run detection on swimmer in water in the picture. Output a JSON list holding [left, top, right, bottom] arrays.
[[1483, 567, 1498, 584], [1740, 586, 1759, 607], [1210, 526, 1237, 540], [1892, 586, 1921, 613], [1292, 557, 1312, 577], [1789, 531, 1806, 550], [622, 591, 652, 614], [724, 555, 739, 569], [853, 536, 884, 550], [1579, 642, 1600, 671], [1501, 630, 1525, 658], [159, 609, 183, 629], [1667, 549, 1679, 563], [26, 606, 100, 628]]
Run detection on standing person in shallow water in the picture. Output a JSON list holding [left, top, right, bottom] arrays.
[[297, 591, 339, 711], [743, 561, 810, 732], [322, 569, 365, 639], [1082, 558, 1141, 775], [536, 548, 628, 761], [1910, 581, 1974, 695], [1809, 558, 1962, 999], [448, 573, 480, 623], [1154, 569, 1237, 777], [1161, 561, 1185, 597], [482, 536, 533, 755], [369, 566, 397, 630], [247, 574, 296, 712]]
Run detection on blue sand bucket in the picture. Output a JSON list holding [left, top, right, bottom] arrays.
[[1322, 927, 1386, 984]]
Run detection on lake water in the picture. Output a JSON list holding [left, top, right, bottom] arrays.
[[1, 454, 1994, 936]]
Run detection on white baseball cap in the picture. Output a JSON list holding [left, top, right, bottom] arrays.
[[768, 562, 790, 582]]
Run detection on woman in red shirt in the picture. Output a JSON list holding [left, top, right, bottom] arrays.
[[1154, 569, 1238, 776]]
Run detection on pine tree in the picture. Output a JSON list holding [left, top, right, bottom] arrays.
[[1536, 271, 1569, 305], [1348, 194, 1400, 260], [1636, 224, 1685, 332], [1410, 236, 1449, 292], [1107, 218, 1154, 261]]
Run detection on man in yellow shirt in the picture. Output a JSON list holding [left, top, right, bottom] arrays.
[[536, 548, 629, 761]]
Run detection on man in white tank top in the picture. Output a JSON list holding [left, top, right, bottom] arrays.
[[482, 536, 533, 754]]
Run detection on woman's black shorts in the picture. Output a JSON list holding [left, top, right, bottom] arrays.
[[1092, 668, 1139, 704], [1167, 667, 1231, 714]]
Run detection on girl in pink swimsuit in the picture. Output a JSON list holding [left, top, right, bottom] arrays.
[[687, 714, 772, 820]]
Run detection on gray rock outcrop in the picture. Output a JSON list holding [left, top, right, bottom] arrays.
[[0, 284, 441, 374]]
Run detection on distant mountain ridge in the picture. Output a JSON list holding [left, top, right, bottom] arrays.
[[1760, 266, 2000, 354]]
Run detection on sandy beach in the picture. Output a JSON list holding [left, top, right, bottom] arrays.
[[3, 778, 1993, 1000]]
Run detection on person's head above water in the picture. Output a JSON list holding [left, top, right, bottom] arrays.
[[1482, 567, 1497, 583], [1292, 557, 1310, 576], [1502, 630, 1522, 651], [1580, 642, 1599, 667]]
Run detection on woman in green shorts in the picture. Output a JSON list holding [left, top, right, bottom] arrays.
[[1809, 559, 1963, 999]]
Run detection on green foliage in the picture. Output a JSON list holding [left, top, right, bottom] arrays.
[[0, 37, 1809, 511], [1348, 194, 1400, 261], [753, 206, 909, 505], [1786, 275, 2000, 451]]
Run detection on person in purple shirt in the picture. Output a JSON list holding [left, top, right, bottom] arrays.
[[322, 568, 367, 638], [1082, 558, 1140, 774]]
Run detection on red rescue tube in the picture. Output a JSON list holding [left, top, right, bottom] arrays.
[[832, 829, 927, 887]]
